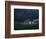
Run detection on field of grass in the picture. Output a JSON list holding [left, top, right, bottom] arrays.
[[14, 23, 39, 30]]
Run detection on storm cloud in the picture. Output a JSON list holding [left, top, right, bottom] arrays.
[[14, 9, 39, 22]]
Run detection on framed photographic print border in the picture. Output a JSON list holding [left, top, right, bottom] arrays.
[[5, 1, 45, 38], [11, 5, 42, 34]]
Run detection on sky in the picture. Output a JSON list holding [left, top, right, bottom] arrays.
[[14, 9, 39, 22]]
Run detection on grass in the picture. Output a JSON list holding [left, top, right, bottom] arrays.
[[14, 23, 39, 30]]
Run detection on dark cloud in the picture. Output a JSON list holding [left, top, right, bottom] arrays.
[[14, 9, 39, 21]]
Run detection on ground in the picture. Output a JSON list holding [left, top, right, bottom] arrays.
[[14, 23, 39, 30]]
